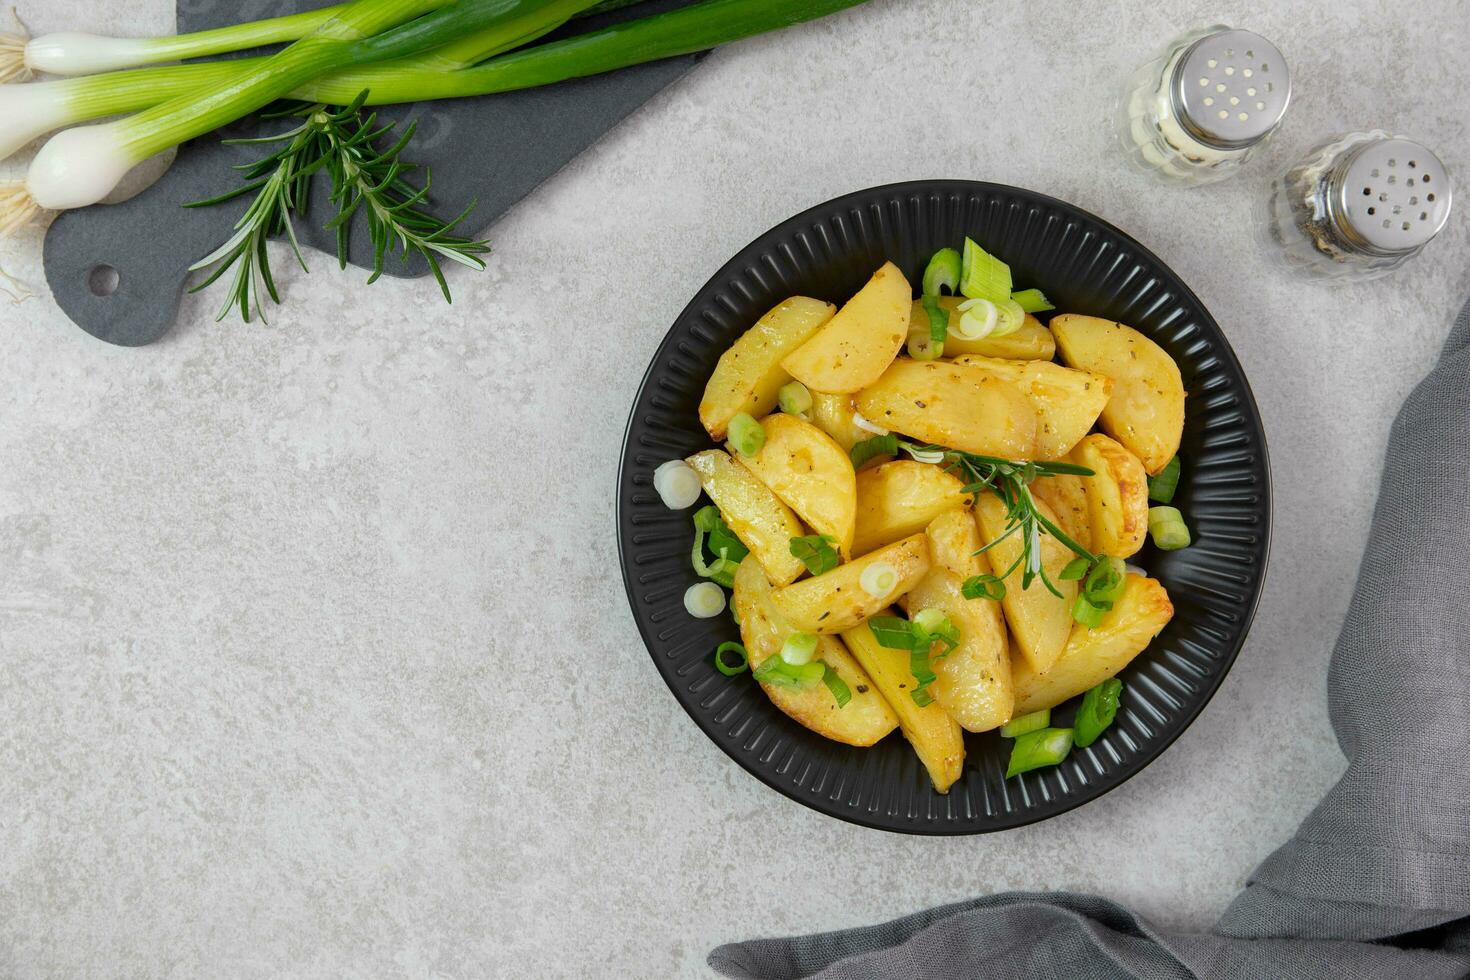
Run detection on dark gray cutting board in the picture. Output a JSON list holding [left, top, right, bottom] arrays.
[[42, 0, 703, 346]]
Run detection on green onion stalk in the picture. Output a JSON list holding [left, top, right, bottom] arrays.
[[0, 0, 866, 173], [1, 0, 605, 225]]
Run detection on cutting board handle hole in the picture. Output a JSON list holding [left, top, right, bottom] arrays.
[[87, 265, 120, 297]]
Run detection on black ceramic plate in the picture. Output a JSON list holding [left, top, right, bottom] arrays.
[[617, 180, 1270, 834]]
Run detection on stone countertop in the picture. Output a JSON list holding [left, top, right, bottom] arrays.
[[2, 1, 1468, 977]]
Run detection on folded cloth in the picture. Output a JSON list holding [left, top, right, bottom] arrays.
[[710, 298, 1470, 980]]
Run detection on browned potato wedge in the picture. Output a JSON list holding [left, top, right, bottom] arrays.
[[950, 354, 1112, 460], [770, 534, 930, 633], [732, 560, 898, 746], [909, 298, 1056, 359], [1051, 314, 1185, 474], [842, 615, 964, 792], [686, 449, 806, 586], [698, 297, 835, 440], [1072, 434, 1149, 559], [899, 511, 1013, 732], [853, 359, 1036, 458], [1031, 470, 1092, 554], [782, 263, 911, 393], [1013, 575, 1174, 714], [974, 492, 1077, 674], [852, 460, 968, 557], [809, 392, 870, 453], [732, 413, 856, 558]]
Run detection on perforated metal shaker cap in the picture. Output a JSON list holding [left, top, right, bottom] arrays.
[[1171, 29, 1290, 148], [1329, 138, 1453, 253]]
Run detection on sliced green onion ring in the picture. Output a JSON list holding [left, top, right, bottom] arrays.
[[952, 297, 997, 340], [779, 632, 819, 666], [1005, 727, 1074, 777], [988, 298, 1027, 338], [653, 459, 701, 510], [684, 582, 727, 618], [727, 412, 765, 457], [922, 247, 962, 296], [999, 708, 1050, 738], [1148, 505, 1192, 550], [777, 381, 813, 415], [859, 561, 899, 598], [1148, 456, 1182, 504], [713, 641, 748, 676], [1072, 593, 1106, 628], [822, 664, 853, 707]]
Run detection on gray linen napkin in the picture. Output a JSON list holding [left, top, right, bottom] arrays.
[[710, 297, 1470, 980]]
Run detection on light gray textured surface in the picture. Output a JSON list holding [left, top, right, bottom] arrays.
[[1, 1, 1468, 977]]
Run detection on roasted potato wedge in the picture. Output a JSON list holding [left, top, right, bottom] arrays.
[[853, 359, 1036, 458], [781, 262, 911, 393], [1051, 314, 1185, 474], [1031, 470, 1092, 554], [899, 511, 1013, 732], [1072, 434, 1149, 559], [909, 298, 1056, 360], [842, 615, 964, 792], [732, 413, 856, 557], [974, 492, 1077, 674], [852, 460, 968, 557], [698, 297, 835, 440], [770, 534, 930, 633], [809, 392, 870, 453], [950, 354, 1112, 460], [732, 560, 898, 745], [1013, 575, 1174, 714], [686, 449, 806, 586]]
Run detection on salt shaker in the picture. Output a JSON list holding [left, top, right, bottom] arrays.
[[1119, 26, 1291, 185], [1265, 132, 1453, 281]]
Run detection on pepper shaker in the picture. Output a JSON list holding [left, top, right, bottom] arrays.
[[1119, 26, 1291, 185], [1265, 132, 1453, 281]]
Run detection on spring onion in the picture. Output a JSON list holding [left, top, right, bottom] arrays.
[[713, 641, 749, 676], [779, 632, 819, 666], [959, 236, 1011, 302], [1073, 678, 1123, 747], [654, 459, 702, 510], [777, 381, 813, 415], [692, 505, 747, 587], [727, 412, 765, 457], [903, 444, 945, 465], [1148, 456, 1182, 504], [1059, 557, 1090, 581], [1072, 593, 1106, 628], [858, 561, 898, 598], [1010, 287, 1054, 313], [789, 534, 839, 577], [1148, 505, 1192, 550], [911, 608, 948, 636], [753, 655, 825, 688], [961, 574, 1005, 601], [850, 411, 888, 436], [8, 0, 572, 216], [868, 611, 957, 706], [922, 247, 961, 296], [1005, 727, 1074, 778], [821, 664, 852, 707], [999, 708, 1050, 738], [867, 615, 917, 650], [988, 297, 1026, 338], [1082, 556, 1127, 609], [684, 582, 726, 618], [951, 297, 996, 341], [905, 317, 941, 361], [849, 433, 897, 470]]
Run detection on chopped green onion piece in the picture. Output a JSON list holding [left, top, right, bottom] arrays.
[[960, 237, 1012, 302], [1059, 557, 1091, 581], [789, 534, 839, 576], [1083, 556, 1127, 608], [1148, 456, 1182, 504], [909, 647, 937, 688], [1073, 678, 1123, 747], [922, 247, 962, 296], [752, 653, 826, 688], [868, 615, 919, 650], [714, 641, 749, 676], [906, 319, 943, 361], [691, 506, 747, 586], [727, 412, 765, 457], [859, 561, 899, 598], [1072, 594, 1106, 628], [910, 686, 935, 707], [952, 297, 997, 340], [962, 574, 1006, 601], [684, 582, 727, 619], [912, 608, 948, 634], [777, 381, 813, 416], [1148, 506, 1192, 550], [797, 661, 826, 684], [1005, 727, 1074, 777], [822, 664, 852, 707], [850, 433, 898, 470], [999, 708, 1050, 738], [1011, 287, 1055, 313], [923, 295, 948, 346], [988, 298, 1027, 338], [780, 632, 819, 666]]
